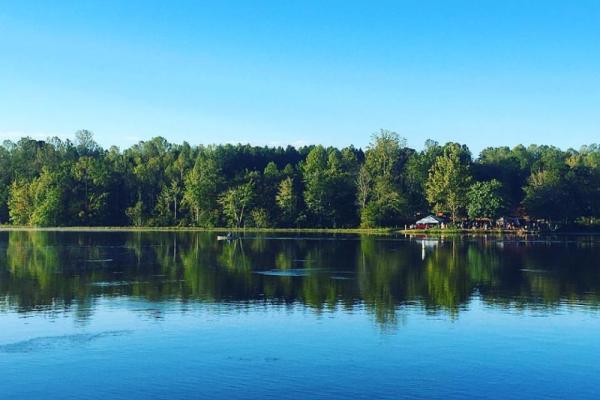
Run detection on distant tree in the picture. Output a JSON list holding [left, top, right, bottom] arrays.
[[8, 179, 33, 225], [522, 170, 570, 223], [249, 208, 270, 228], [565, 157, 600, 222], [29, 169, 63, 226], [75, 129, 100, 156], [7, 169, 65, 226], [72, 156, 110, 224], [276, 177, 297, 227], [219, 181, 254, 228], [302, 146, 330, 226], [466, 180, 505, 220], [366, 129, 406, 177], [326, 148, 358, 227], [257, 161, 281, 223], [0, 146, 12, 223], [474, 146, 525, 211], [404, 140, 442, 214], [359, 130, 408, 227], [426, 144, 472, 223], [360, 178, 406, 228], [356, 165, 372, 212], [125, 199, 145, 227], [183, 151, 222, 226], [154, 181, 182, 226]]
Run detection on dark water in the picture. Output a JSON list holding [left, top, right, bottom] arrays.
[[1, 231, 599, 399]]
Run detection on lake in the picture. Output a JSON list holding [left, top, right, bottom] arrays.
[[0, 231, 599, 399]]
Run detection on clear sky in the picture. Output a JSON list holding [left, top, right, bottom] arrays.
[[1, 1, 599, 155]]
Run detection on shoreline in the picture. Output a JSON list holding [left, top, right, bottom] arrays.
[[0, 226, 394, 234], [0, 226, 598, 235]]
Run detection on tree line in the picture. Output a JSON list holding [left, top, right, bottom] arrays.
[[0, 129, 598, 228]]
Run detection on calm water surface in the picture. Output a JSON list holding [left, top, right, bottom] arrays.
[[0, 231, 599, 399]]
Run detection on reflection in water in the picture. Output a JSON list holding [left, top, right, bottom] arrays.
[[0, 231, 599, 326]]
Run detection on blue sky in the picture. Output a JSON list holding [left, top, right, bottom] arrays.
[[0, 1, 598, 155]]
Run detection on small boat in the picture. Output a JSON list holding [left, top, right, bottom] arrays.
[[217, 232, 238, 241]]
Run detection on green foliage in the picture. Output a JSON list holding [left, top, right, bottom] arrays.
[[29, 170, 63, 226], [72, 156, 110, 224], [8, 169, 64, 226], [302, 146, 329, 225], [249, 208, 270, 228], [522, 170, 570, 222], [154, 181, 182, 226], [426, 144, 472, 222], [404, 140, 442, 214], [276, 177, 297, 227], [358, 130, 408, 227], [126, 200, 145, 227], [8, 180, 32, 225], [0, 130, 598, 228], [182, 150, 222, 226], [326, 148, 359, 227], [466, 180, 505, 219], [218, 181, 255, 228]]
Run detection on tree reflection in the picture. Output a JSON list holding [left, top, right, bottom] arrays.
[[1, 231, 600, 326]]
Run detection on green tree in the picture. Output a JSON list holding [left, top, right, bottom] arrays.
[[125, 199, 145, 227], [302, 146, 329, 226], [276, 177, 297, 227], [249, 208, 270, 228], [29, 170, 63, 226], [426, 144, 472, 223], [466, 180, 505, 220], [72, 156, 110, 224], [8, 179, 33, 225], [8, 170, 64, 226], [359, 130, 408, 227], [75, 129, 100, 155], [154, 180, 182, 226], [183, 150, 222, 226], [326, 149, 358, 227], [522, 170, 570, 223], [404, 140, 442, 214], [219, 181, 255, 228]]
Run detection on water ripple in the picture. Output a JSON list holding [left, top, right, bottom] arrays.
[[0, 330, 132, 354]]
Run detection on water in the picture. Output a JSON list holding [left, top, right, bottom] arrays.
[[0, 231, 599, 399]]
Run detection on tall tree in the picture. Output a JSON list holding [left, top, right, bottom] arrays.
[[219, 181, 255, 228], [359, 130, 407, 227], [302, 146, 330, 226], [183, 150, 222, 226], [466, 180, 505, 220], [426, 143, 472, 223], [404, 140, 442, 215], [276, 177, 297, 227], [72, 156, 110, 224], [522, 170, 570, 223], [7, 179, 33, 225], [29, 169, 64, 226]]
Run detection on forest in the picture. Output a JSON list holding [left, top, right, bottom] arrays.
[[0, 129, 599, 229]]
